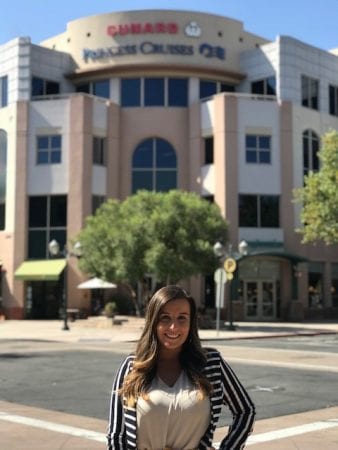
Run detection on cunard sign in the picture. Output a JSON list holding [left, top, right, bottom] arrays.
[[107, 22, 179, 37]]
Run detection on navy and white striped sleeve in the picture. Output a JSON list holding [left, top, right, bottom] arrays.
[[106, 355, 133, 450], [218, 353, 256, 449]]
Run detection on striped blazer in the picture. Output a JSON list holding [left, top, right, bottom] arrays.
[[107, 348, 255, 450]]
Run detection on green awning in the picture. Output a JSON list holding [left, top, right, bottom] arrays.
[[15, 259, 66, 281]]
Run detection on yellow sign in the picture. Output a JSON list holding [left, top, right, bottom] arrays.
[[226, 272, 234, 280], [224, 257, 237, 273]]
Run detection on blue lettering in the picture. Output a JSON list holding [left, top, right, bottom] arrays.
[[199, 43, 225, 60]]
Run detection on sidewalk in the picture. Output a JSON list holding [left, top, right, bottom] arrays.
[[1, 315, 338, 343]]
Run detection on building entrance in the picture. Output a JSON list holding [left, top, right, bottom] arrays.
[[25, 281, 61, 319], [244, 280, 277, 320]]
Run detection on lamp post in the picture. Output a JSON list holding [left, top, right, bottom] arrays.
[[213, 240, 248, 331], [48, 239, 82, 331]]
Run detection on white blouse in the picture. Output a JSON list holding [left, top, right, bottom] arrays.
[[136, 371, 210, 450]]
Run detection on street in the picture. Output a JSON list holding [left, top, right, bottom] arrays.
[[1, 333, 338, 448], [1, 335, 338, 422]]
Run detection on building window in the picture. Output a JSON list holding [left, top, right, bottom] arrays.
[[251, 76, 276, 96], [31, 77, 60, 97], [37, 135, 61, 164], [331, 264, 338, 308], [144, 78, 165, 106], [0, 130, 6, 230], [239, 194, 279, 228], [168, 78, 188, 106], [92, 195, 106, 214], [76, 79, 110, 99], [303, 130, 319, 177], [93, 136, 107, 166], [132, 138, 177, 193], [28, 195, 67, 259], [308, 264, 324, 308], [329, 84, 338, 116], [204, 137, 214, 164], [301, 75, 319, 110], [246, 135, 271, 164], [0, 76, 8, 107], [121, 78, 141, 106], [199, 79, 235, 100], [121, 77, 188, 107]]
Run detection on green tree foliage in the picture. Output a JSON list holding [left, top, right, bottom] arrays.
[[294, 130, 338, 245], [77, 190, 228, 285]]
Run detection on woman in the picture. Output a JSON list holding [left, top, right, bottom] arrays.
[[107, 285, 255, 450]]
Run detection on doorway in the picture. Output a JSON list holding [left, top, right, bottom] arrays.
[[244, 280, 277, 320], [25, 281, 61, 319]]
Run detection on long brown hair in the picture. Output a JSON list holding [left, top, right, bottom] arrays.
[[120, 285, 211, 406]]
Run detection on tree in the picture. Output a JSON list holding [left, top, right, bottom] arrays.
[[294, 130, 338, 245], [76, 189, 228, 293]]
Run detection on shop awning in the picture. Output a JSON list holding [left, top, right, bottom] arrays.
[[15, 259, 66, 281], [244, 242, 309, 264]]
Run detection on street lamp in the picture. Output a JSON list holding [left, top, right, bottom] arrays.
[[213, 239, 248, 331], [48, 239, 82, 331]]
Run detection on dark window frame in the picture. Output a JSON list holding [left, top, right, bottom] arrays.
[[132, 138, 177, 193], [28, 195, 67, 259], [239, 194, 280, 228], [301, 75, 319, 110], [36, 135, 62, 165]]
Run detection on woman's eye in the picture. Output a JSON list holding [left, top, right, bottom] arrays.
[[178, 316, 188, 323], [159, 315, 171, 324]]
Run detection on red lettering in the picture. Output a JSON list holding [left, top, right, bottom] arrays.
[[155, 22, 166, 33], [118, 24, 130, 36], [167, 23, 178, 33], [143, 23, 154, 33], [106, 22, 179, 36], [131, 23, 142, 34], [107, 25, 118, 36]]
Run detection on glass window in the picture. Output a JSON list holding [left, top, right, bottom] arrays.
[[121, 78, 141, 107], [329, 84, 338, 117], [0, 76, 8, 107], [246, 135, 271, 164], [260, 195, 279, 227], [37, 135, 61, 165], [93, 79, 110, 99], [132, 138, 177, 193], [32, 77, 44, 97], [156, 171, 177, 192], [239, 195, 258, 227], [156, 139, 177, 168], [199, 80, 217, 99], [46, 80, 60, 95], [50, 196, 67, 227], [0, 130, 7, 230], [133, 140, 153, 168], [204, 137, 214, 164], [301, 75, 319, 110], [28, 195, 67, 259], [32, 77, 59, 97], [92, 195, 106, 214], [144, 78, 165, 106], [93, 136, 107, 166], [251, 76, 276, 96], [303, 130, 319, 177], [132, 171, 153, 192], [239, 194, 279, 228], [220, 83, 235, 93], [168, 78, 188, 106], [29, 196, 47, 227], [76, 83, 90, 94]]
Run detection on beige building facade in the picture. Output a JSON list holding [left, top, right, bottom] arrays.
[[0, 9, 338, 321]]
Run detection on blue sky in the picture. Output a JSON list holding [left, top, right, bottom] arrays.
[[1, 0, 338, 51]]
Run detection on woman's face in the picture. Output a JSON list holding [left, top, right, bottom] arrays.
[[156, 298, 191, 353]]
